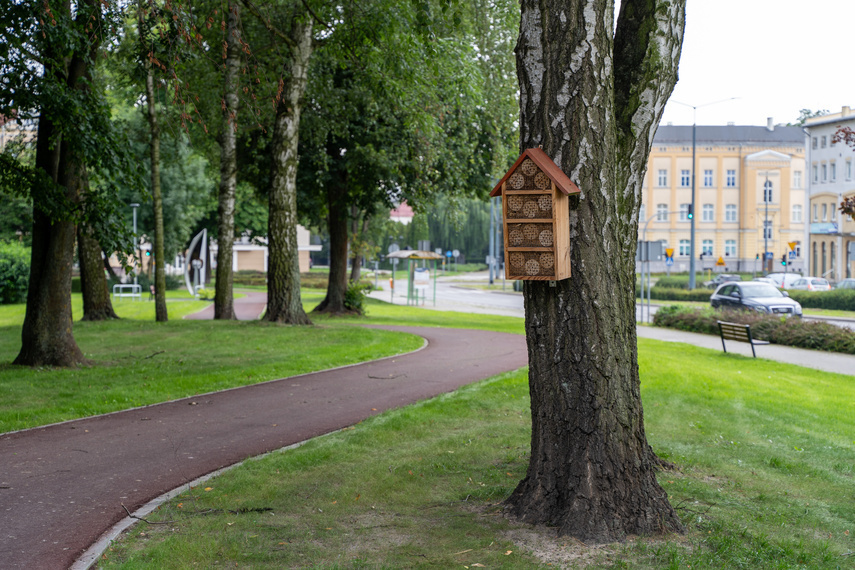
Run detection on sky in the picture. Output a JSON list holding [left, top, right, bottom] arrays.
[[645, 0, 855, 127]]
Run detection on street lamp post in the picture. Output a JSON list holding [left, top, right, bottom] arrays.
[[671, 97, 738, 289], [130, 203, 140, 286]]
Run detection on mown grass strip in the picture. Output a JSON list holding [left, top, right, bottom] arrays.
[[99, 337, 855, 569]]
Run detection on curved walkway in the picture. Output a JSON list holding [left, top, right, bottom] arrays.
[[0, 326, 527, 570], [183, 289, 268, 320]]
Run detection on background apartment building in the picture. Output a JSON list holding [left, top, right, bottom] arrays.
[[804, 106, 855, 282], [640, 122, 805, 274]]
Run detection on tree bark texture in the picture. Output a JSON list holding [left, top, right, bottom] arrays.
[[348, 206, 368, 284], [14, 0, 102, 366], [263, 12, 312, 325], [144, 63, 168, 322], [214, 1, 241, 321], [504, 0, 686, 543], [314, 174, 348, 314], [78, 165, 118, 321]]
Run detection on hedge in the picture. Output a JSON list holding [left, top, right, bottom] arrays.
[[0, 241, 29, 304], [653, 304, 855, 355], [786, 289, 855, 311]]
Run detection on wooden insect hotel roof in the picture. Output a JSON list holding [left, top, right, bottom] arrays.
[[490, 148, 580, 197]]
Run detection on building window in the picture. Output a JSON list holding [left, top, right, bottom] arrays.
[[763, 180, 773, 203], [702, 204, 714, 222], [679, 203, 690, 221], [680, 169, 691, 187], [792, 204, 803, 223], [703, 169, 713, 187], [793, 241, 801, 257], [726, 169, 736, 187], [725, 240, 737, 257], [656, 203, 668, 221], [813, 241, 817, 275], [813, 203, 818, 221], [639, 203, 646, 222], [679, 239, 690, 256], [657, 169, 668, 187], [822, 163, 827, 182], [847, 160, 853, 181], [812, 137, 818, 149], [831, 161, 837, 181], [822, 203, 828, 221], [813, 164, 819, 183], [763, 220, 772, 240], [821, 135, 827, 148], [793, 170, 802, 188], [702, 240, 713, 256], [725, 204, 737, 222]]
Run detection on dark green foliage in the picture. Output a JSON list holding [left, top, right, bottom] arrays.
[[653, 304, 855, 354], [638, 285, 713, 302], [344, 282, 371, 315], [232, 271, 267, 287], [787, 288, 855, 311], [0, 241, 29, 304], [652, 275, 692, 289]]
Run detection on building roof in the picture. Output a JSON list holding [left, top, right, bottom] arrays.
[[653, 125, 804, 145], [490, 148, 580, 197], [804, 106, 855, 128]]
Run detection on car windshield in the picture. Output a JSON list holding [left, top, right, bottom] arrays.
[[740, 283, 783, 298], [812, 279, 829, 286]]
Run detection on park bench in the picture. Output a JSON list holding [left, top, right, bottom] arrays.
[[717, 321, 769, 358]]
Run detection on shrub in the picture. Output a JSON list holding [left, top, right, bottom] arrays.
[[787, 289, 855, 311], [638, 286, 712, 303], [233, 270, 266, 287], [344, 281, 371, 315], [653, 304, 855, 355], [196, 288, 213, 300], [653, 276, 691, 289], [0, 241, 30, 304]]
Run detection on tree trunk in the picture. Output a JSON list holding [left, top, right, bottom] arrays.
[[503, 0, 686, 543], [214, 1, 241, 321], [144, 61, 168, 322], [263, 12, 312, 325], [78, 162, 118, 321], [348, 207, 368, 283], [14, 0, 102, 366], [314, 179, 349, 314]]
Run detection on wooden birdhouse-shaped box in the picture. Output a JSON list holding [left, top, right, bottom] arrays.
[[490, 148, 580, 281]]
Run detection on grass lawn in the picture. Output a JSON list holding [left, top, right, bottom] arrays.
[[96, 337, 855, 569]]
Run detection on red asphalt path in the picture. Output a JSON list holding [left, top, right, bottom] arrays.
[[0, 325, 528, 569]]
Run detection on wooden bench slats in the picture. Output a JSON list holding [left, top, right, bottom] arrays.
[[717, 321, 769, 358]]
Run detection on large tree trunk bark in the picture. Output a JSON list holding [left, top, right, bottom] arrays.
[[263, 12, 312, 325], [78, 164, 118, 321], [144, 62, 168, 322], [14, 0, 102, 366], [214, 1, 241, 320], [314, 179, 348, 314], [503, 0, 686, 543]]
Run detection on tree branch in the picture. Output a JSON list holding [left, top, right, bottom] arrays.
[[299, 0, 331, 31], [239, 0, 296, 49]]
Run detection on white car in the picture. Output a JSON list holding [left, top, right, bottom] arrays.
[[764, 273, 802, 289]]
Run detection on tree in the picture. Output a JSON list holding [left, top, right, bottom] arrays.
[[77, 167, 119, 321], [213, 1, 242, 320], [835, 127, 855, 219], [503, 0, 686, 542], [789, 108, 829, 127]]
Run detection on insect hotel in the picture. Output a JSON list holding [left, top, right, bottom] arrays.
[[490, 148, 580, 281]]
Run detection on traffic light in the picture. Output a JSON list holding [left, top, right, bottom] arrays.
[[781, 253, 787, 266], [145, 250, 151, 257], [686, 204, 693, 219]]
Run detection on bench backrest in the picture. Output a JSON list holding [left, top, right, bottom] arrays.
[[718, 321, 751, 343]]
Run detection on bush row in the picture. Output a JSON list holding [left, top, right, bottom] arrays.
[[0, 241, 29, 304], [653, 305, 855, 355], [786, 289, 855, 311], [637, 286, 713, 303]]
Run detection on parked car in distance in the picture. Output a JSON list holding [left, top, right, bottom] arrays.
[[710, 281, 802, 317], [703, 273, 741, 288], [789, 277, 832, 291], [764, 272, 802, 289], [753, 277, 774, 284], [837, 278, 855, 290]]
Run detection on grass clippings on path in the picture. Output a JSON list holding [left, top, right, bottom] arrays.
[[98, 337, 855, 569]]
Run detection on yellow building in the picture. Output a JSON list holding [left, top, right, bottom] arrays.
[[640, 123, 806, 275]]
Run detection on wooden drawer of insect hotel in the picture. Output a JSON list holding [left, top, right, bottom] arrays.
[[490, 148, 580, 281]]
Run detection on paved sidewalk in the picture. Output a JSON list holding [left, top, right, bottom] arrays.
[[637, 325, 855, 376], [183, 290, 268, 320], [0, 326, 527, 570]]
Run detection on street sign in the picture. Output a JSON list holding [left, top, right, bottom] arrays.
[[716, 256, 726, 267], [664, 248, 674, 259], [765, 252, 773, 260], [788, 241, 798, 251], [665, 258, 674, 266], [388, 243, 400, 254], [445, 250, 453, 258], [789, 251, 796, 259], [452, 249, 459, 258]]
